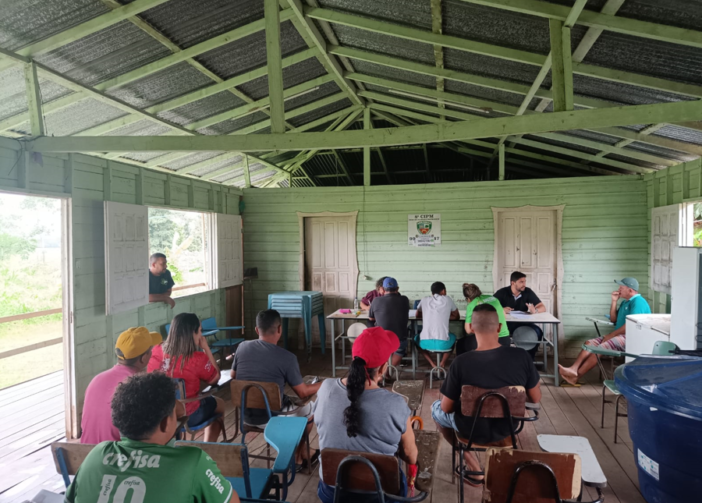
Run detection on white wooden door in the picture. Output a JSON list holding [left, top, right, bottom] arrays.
[[497, 210, 557, 313], [304, 216, 357, 346], [651, 204, 681, 294], [104, 201, 149, 315], [216, 214, 242, 288]]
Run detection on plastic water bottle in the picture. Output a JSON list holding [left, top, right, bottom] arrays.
[[353, 298, 359, 310]]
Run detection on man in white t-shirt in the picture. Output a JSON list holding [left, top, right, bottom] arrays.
[[416, 282, 460, 369]]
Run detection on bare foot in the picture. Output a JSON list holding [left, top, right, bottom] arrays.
[[558, 364, 577, 377]]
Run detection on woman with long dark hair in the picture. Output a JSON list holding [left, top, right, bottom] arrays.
[[313, 327, 418, 502], [148, 313, 225, 442]]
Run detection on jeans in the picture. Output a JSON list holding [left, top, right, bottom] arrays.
[[317, 469, 408, 503]]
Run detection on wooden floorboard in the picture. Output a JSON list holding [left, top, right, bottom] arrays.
[[0, 354, 649, 503]]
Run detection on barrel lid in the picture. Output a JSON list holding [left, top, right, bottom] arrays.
[[615, 357, 702, 420]]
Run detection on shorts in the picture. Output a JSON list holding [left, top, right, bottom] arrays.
[[431, 399, 458, 430], [243, 400, 313, 428], [416, 333, 456, 352], [586, 334, 626, 353], [395, 339, 408, 357], [187, 396, 218, 427]]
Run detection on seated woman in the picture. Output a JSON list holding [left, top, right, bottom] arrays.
[[313, 327, 418, 503], [148, 313, 225, 442]]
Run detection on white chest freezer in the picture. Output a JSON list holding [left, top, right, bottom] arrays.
[[626, 314, 671, 362]]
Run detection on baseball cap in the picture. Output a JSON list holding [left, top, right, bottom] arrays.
[[115, 327, 162, 360], [382, 277, 399, 289], [352, 327, 400, 368], [615, 277, 639, 291]]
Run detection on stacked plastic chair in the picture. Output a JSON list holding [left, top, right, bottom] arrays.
[[268, 291, 325, 360]]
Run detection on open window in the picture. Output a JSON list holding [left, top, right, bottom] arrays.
[[104, 202, 242, 315]]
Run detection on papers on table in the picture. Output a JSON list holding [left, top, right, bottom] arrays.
[[409, 309, 418, 318], [509, 311, 532, 320]]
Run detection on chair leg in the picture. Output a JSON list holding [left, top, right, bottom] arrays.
[[614, 395, 624, 444], [451, 442, 456, 484], [601, 385, 607, 428], [458, 444, 465, 503], [267, 443, 271, 469], [307, 431, 312, 475]]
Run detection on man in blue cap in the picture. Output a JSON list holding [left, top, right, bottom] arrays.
[[559, 277, 650, 385], [368, 277, 410, 368]]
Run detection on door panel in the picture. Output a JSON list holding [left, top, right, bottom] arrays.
[[304, 216, 357, 346]]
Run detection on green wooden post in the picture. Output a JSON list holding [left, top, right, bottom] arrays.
[[499, 143, 505, 181], [23, 62, 45, 137], [244, 155, 252, 188], [561, 26, 574, 111], [549, 19, 566, 112], [363, 107, 371, 186], [265, 0, 285, 134]]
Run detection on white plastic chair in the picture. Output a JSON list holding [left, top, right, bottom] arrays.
[[346, 322, 366, 344]]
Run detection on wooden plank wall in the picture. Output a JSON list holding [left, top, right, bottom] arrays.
[[645, 158, 702, 313], [242, 176, 649, 357], [0, 137, 241, 427]]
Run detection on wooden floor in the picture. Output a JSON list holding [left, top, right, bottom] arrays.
[[0, 354, 646, 503]]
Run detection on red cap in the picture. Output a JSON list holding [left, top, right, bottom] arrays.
[[352, 326, 400, 368]]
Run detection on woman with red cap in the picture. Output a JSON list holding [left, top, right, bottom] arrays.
[[313, 326, 418, 502]]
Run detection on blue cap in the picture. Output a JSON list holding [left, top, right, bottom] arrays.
[[383, 277, 398, 289], [615, 277, 639, 291]]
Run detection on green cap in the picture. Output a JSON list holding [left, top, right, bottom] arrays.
[[615, 277, 639, 291]]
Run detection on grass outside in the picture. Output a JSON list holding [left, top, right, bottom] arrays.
[[0, 318, 63, 389]]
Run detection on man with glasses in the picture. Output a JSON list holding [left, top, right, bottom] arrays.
[[67, 372, 239, 503]]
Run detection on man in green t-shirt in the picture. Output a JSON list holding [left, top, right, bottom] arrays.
[[66, 372, 239, 503], [459, 283, 510, 355]]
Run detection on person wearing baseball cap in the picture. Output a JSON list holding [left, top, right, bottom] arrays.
[[80, 327, 162, 443], [313, 327, 418, 502], [559, 276, 651, 385], [368, 277, 411, 370]]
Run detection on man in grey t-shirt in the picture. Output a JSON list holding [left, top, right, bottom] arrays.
[[231, 309, 322, 467]]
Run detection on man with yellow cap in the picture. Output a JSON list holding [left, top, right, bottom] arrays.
[[80, 327, 162, 443]]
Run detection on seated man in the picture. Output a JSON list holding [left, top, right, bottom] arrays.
[[368, 277, 410, 368], [493, 271, 546, 359], [459, 283, 511, 355], [360, 276, 388, 310], [149, 252, 176, 308], [432, 304, 541, 486], [559, 277, 651, 385], [230, 309, 322, 470], [81, 327, 161, 443], [416, 281, 460, 369], [67, 372, 239, 503]]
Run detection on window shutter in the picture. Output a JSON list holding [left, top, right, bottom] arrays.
[[215, 214, 242, 289], [650, 204, 681, 294], [104, 201, 149, 314]]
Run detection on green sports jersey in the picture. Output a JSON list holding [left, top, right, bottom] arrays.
[[65, 439, 233, 503], [466, 295, 510, 338]]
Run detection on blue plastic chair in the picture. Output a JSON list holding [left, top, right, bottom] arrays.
[[175, 441, 278, 500], [174, 378, 228, 442], [201, 316, 246, 355]]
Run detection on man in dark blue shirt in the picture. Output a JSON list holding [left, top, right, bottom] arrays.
[[149, 252, 175, 308]]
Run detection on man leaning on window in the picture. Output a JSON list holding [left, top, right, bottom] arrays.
[[149, 252, 176, 308]]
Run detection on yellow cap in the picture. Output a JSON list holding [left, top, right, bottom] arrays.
[[115, 327, 163, 360]]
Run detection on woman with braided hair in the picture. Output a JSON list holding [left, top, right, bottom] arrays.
[[313, 326, 418, 502]]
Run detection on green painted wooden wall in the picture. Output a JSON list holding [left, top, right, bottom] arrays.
[[645, 158, 702, 313], [242, 176, 650, 357], [0, 137, 240, 431]]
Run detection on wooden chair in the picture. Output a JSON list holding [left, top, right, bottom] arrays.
[[51, 442, 95, 487], [174, 378, 228, 442], [231, 380, 311, 474], [175, 440, 279, 500], [321, 448, 428, 502], [483, 448, 603, 503], [453, 386, 539, 503]]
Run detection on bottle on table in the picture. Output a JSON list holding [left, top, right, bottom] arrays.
[[353, 298, 359, 310]]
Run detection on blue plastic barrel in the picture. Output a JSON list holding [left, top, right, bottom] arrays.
[[615, 357, 702, 503]]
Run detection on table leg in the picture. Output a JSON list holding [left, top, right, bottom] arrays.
[[553, 324, 560, 387], [543, 324, 549, 382], [318, 313, 326, 355], [331, 318, 336, 378]]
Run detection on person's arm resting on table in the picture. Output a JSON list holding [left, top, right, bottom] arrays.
[[416, 305, 422, 319], [291, 381, 322, 399], [368, 303, 377, 326], [450, 308, 460, 321]]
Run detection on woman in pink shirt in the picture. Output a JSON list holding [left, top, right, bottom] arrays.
[[148, 313, 224, 442]]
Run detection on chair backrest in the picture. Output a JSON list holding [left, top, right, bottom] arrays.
[[201, 317, 218, 330], [175, 441, 245, 478], [165, 323, 171, 337], [347, 322, 366, 342], [652, 340, 678, 356], [413, 299, 421, 309], [461, 385, 526, 418], [51, 442, 95, 486], [321, 448, 400, 495], [483, 448, 582, 503], [230, 379, 282, 411]]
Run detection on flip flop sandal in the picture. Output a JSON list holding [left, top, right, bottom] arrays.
[[454, 466, 484, 486], [296, 449, 321, 472], [560, 380, 582, 387]]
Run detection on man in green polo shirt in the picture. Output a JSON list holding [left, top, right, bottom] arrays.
[[459, 283, 511, 354], [559, 277, 651, 385], [66, 372, 239, 503]]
